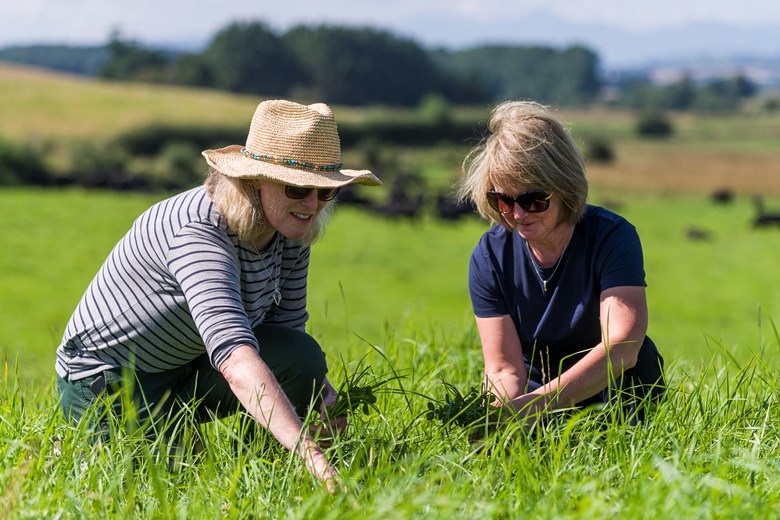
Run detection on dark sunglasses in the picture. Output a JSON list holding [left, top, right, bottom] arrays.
[[284, 185, 341, 202], [486, 190, 552, 214]]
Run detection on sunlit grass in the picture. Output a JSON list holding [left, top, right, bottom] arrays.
[[2, 334, 779, 518], [0, 187, 778, 518], [0, 64, 257, 142], [2, 188, 779, 385]]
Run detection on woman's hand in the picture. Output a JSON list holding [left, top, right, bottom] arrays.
[[508, 391, 548, 426], [299, 438, 341, 494], [309, 378, 348, 444], [220, 346, 343, 493]]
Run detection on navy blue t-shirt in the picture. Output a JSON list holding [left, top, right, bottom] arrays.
[[469, 205, 647, 378]]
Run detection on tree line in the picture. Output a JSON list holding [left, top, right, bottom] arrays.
[[0, 20, 763, 112], [82, 22, 603, 107]]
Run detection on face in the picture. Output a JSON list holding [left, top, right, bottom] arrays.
[[493, 186, 565, 244], [252, 179, 329, 247]]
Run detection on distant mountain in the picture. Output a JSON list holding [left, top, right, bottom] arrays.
[[4, 14, 780, 90], [0, 45, 108, 75], [393, 10, 780, 69]]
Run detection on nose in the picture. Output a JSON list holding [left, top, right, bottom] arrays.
[[300, 190, 319, 208], [510, 202, 529, 218]]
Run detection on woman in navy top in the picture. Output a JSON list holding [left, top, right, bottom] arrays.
[[460, 101, 664, 423]]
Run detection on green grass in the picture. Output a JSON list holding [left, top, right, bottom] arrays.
[[596, 188, 780, 359], [2, 185, 780, 519], [3, 63, 780, 518], [2, 337, 779, 518], [2, 187, 779, 384]]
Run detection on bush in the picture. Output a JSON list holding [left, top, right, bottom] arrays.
[[115, 124, 245, 156], [418, 94, 453, 127], [636, 112, 674, 138], [150, 141, 205, 190], [67, 141, 143, 190], [583, 136, 615, 163], [0, 138, 50, 185]]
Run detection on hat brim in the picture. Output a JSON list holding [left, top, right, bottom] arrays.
[[202, 145, 382, 188]]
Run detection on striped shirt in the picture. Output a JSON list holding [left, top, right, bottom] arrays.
[[55, 187, 310, 381]]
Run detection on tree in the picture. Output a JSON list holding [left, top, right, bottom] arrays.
[[201, 21, 306, 95], [549, 46, 601, 105], [283, 26, 444, 106], [432, 44, 602, 105], [98, 31, 170, 82], [169, 53, 213, 88]]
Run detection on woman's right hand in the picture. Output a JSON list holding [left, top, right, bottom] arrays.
[[300, 439, 340, 494]]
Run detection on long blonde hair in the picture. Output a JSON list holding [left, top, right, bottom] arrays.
[[204, 168, 334, 246]]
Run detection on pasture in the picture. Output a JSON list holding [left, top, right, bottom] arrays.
[[1, 63, 780, 518]]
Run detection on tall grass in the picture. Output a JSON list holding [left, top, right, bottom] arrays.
[[1, 187, 779, 384], [2, 332, 778, 518], [1, 187, 779, 517]]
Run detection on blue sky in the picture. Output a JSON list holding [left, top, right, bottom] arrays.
[[2, 0, 780, 65]]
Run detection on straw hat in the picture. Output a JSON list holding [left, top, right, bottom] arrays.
[[202, 99, 381, 188]]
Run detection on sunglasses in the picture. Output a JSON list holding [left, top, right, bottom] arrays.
[[486, 190, 552, 214], [284, 185, 341, 202]]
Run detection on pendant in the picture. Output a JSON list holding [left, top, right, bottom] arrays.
[[543, 280, 548, 292], [273, 286, 282, 305]]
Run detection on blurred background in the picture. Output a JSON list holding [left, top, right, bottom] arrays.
[[1, 0, 779, 193], [1, 1, 779, 382]]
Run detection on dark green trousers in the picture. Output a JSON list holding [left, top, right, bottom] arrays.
[[57, 324, 328, 437]]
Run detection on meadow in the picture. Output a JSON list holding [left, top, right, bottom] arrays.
[[1, 63, 780, 518]]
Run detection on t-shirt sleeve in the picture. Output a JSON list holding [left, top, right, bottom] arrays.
[[166, 221, 258, 370], [596, 220, 646, 291], [468, 239, 510, 318]]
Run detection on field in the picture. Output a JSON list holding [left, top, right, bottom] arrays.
[[1, 64, 780, 518]]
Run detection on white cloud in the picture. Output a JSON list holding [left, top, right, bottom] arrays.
[[1, 0, 780, 47], [547, 0, 780, 30]]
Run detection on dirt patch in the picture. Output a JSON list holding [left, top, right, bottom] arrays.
[[588, 146, 780, 196]]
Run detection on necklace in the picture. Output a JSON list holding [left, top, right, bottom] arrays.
[[257, 239, 282, 305], [525, 232, 572, 293]]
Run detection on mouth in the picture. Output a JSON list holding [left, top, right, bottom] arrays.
[[292, 212, 313, 221]]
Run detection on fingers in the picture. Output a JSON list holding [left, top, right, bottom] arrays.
[[320, 379, 339, 408], [318, 409, 348, 433], [308, 414, 348, 449], [301, 441, 341, 494], [317, 381, 348, 436]]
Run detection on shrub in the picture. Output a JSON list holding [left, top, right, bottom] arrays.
[[636, 111, 674, 138], [150, 141, 205, 190], [762, 97, 779, 113], [418, 94, 453, 127], [0, 138, 49, 185], [115, 124, 245, 156], [67, 141, 143, 190], [583, 136, 615, 163]]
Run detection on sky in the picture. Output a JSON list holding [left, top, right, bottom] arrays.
[[2, 0, 780, 66]]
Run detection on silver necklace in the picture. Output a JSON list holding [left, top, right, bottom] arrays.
[[525, 233, 571, 293], [257, 240, 282, 305]]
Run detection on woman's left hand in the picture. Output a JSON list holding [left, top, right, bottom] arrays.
[[507, 392, 548, 426], [310, 379, 348, 443]]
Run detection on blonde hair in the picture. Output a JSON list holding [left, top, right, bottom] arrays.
[[458, 101, 588, 230], [204, 168, 334, 246]]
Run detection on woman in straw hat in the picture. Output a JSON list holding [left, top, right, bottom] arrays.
[[55, 99, 381, 491], [459, 101, 664, 426]]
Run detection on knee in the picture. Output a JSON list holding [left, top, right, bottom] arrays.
[[253, 324, 328, 415]]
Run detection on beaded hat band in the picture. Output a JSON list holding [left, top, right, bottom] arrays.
[[202, 100, 381, 188], [239, 147, 343, 173]]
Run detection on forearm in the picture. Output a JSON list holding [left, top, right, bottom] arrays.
[[484, 367, 528, 405], [520, 339, 640, 411], [220, 345, 314, 453]]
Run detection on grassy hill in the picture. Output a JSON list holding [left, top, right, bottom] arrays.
[[3, 62, 780, 196], [2, 63, 780, 519]]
